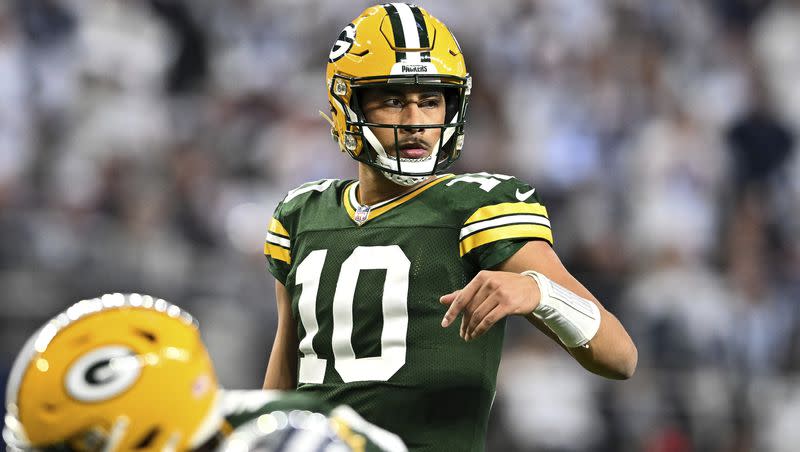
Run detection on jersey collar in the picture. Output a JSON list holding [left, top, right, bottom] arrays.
[[343, 174, 454, 226]]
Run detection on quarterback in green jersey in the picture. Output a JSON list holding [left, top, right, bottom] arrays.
[[4, 294, 406, 452], [263, 4, 638, 452]]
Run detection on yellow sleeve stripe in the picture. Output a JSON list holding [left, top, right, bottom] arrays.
[[459, 223, 553, 256], [460, 214, 550, 239], [265, 216, 291, 263], [264, 241, 291, 264], [268, 217, 289, 237], [465, 202, 548, 225]]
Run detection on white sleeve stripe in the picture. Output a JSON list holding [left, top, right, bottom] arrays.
[[283, 179, 335, 203], [459, 214, 551, 239], [266, 232, 290, 248]]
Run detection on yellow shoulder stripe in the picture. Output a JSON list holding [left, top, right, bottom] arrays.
[[465, 202, 548, 225], [268, 217, 289, 237], [264, 242, 291, 264], [459, 223, 553, 256]]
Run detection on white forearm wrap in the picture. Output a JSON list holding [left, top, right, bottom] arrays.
[[522, 271, 601, 348]]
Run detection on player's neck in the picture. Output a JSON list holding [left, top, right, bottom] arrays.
[[356, 164, 436, 206]]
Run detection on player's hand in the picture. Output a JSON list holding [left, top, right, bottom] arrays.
[[440, 270, 540, 341]]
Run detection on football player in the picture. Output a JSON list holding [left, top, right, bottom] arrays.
[[263, 3, 637, 451], [3, 293, 406, 452]]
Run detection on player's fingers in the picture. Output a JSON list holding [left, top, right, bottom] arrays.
[[456, 273, 501, 335], [439, 290, 459, 305], [464, 293, 500, 339], [459, 290, 485, 338], [460, 285, 494, 339], [460, 277, 502, 339], [466, 305, 504, 341], [441, 272, 488, 327]]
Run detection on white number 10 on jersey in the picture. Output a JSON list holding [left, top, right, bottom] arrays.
[[295, 246, 410, 383]]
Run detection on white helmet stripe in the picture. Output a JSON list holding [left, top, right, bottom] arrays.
[[392, 3, 421, 63]]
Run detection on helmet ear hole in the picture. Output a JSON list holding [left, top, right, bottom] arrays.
[[132, 427, 160, 449], [133, 329, 157, 343]]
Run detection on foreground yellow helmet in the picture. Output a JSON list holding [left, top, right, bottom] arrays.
[[325, 3, 471, 186], [4, 294, 220, 451]]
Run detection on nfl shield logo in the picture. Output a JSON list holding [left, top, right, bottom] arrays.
[[354, 205, 371, 225]]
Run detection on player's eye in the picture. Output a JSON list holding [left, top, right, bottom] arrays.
[[384, 98, 403, 108], [419, 98, 441, 109]]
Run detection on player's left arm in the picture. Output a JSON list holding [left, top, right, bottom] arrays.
[[441, 240, 637, 380]]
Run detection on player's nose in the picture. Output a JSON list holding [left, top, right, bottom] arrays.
[[399, 103, 425, 134]]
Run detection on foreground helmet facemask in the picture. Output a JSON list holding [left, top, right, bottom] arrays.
[[324, 3, 471, 186], [217, 410, 353, 452], [4, 294, 221, 452]]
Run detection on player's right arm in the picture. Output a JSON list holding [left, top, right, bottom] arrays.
[[262, 180, 340, 390], [263, 281, 298, 389]]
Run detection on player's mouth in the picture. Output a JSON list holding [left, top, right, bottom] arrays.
[[399, 148, 428, 159], [396, 141, 430, 159]]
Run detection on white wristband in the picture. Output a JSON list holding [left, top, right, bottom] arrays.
[[522, 271, 601, 348]]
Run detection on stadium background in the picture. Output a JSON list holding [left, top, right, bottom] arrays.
[[0, 0, 799, 450]]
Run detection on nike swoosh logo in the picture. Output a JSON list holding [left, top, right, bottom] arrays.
[[515, 188, 536, 201]]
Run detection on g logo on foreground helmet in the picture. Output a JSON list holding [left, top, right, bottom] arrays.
[[63, 346, 141, 403]]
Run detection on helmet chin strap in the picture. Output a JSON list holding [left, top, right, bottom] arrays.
[[381, 171, 428, 186]]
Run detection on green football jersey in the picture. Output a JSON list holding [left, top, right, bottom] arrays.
[[264, 173, 553, 452]]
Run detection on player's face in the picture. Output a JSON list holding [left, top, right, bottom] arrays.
[[359, 85, 446, 160]]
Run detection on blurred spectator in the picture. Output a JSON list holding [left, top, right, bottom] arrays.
[[623, 98, 729, 263], [496, 331, 603, 452], [726, 74, 794, 195], [1, 1, 799, 449]]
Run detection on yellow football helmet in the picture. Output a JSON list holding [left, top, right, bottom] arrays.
[[4, 294, 220, 452], [325, 3, 471, 186]]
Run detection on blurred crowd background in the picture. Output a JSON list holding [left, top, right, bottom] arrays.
[[0, 0, 799, 450]]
